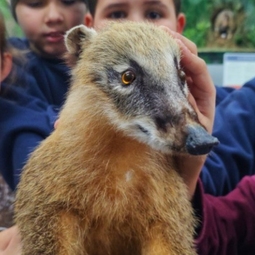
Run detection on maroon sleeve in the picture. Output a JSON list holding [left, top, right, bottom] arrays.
[[195, 176, 255, 255]]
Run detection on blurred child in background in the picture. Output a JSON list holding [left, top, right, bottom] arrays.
[[0, 0, 88, 190]]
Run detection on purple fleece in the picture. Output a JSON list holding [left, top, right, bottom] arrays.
[[195, 176, 255, 255]]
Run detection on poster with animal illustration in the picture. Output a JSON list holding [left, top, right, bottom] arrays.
[[183, 0, 255, 52]]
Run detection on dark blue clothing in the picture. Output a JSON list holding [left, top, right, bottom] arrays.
[[9, 38, 70, 106], [0, 38, 71, 190], [215, 85, 235, 105], [0, 85, 57, 190], [201, 78, 255, 196]]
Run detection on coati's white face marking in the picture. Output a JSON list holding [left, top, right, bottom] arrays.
[[65, 22, 218, 155]]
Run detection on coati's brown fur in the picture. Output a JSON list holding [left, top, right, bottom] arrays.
[[15, 22, 217, 255]]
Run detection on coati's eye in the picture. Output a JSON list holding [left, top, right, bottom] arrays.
[[121, 70, 136, 85], [178, 69, 186, 86]]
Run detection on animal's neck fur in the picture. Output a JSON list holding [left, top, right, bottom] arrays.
[[47, 82, 182, 209], [57, 81, 172, 173]]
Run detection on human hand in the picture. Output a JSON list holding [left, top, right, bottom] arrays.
[[165, 29, 215, 134], [0, 226, 21, 255], [161, 27, 216, 199], [54, 119, 59, 129]]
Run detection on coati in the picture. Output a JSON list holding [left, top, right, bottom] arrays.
[[213, 9, 236, 39], [15, 21, 218, 255]]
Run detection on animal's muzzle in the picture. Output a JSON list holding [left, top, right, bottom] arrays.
[[186, 125, 219, 155]]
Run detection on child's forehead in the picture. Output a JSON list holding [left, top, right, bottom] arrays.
[[17, 0, 87, 4], [96, 0, 176, 8]]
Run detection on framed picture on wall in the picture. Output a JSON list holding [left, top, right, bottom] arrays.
[[182, 0, 255, 86], [183, 0, 255, 53]]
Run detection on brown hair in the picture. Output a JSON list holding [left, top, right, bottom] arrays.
[[0, 11, 25, 86], [0, 12, 8, 60], [87, 0, 181, 17]]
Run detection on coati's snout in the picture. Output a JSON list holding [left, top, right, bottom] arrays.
[[186, 125, 219, 155]]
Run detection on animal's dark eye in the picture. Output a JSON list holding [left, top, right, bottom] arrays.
[[121, 70, 136, 85], [178, 70, 186, 85]]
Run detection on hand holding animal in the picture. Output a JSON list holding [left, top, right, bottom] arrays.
[[15, 21, 219, 255]]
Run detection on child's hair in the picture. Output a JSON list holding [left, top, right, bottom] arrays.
[[10, 0, 18, 21], [0, 11, 25, 86], [87, 0, 181, 17], [0, 11, 12, 85], [0, 12, 8, 61], [10, 0, 88, 21]]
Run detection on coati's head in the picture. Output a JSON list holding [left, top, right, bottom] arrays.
[[64, 21, 218, 155]]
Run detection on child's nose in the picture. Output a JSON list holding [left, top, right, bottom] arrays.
[[128, 13, 144, 22], [45, 3, 64, 23]]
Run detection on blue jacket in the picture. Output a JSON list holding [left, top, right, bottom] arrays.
[[0, 85, 57, 190], [0, 38, 70, 190], [8, 38, 70, 105], [201, 79, 255, 195]]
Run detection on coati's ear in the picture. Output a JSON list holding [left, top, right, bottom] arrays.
[[64, 25, 97, 66]]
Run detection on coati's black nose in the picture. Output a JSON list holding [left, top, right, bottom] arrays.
[[186, 125, 219, 155]]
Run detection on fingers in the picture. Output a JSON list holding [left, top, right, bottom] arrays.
[[54, 119, 59, 129], [177, 39, 214, 94], [0, 228, 12, 251], [0, 226, 22, 255], [160, 26, 216, 134], [176, 38, 215, 134], [160, 26, 214, 94], [160, 26, 197, 55], [160, 26, 215, 102]]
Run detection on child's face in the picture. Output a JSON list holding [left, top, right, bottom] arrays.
[[0, 52, 12, 83], [85, 0, 185, 33], [16, 0, 87, 58]]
